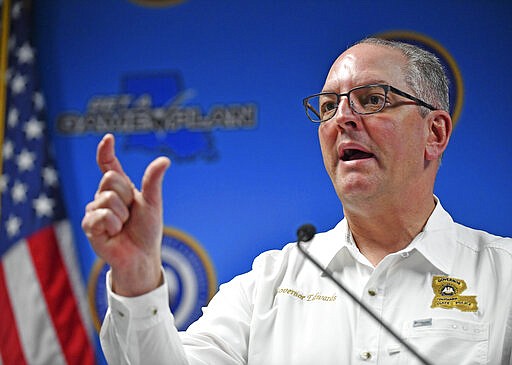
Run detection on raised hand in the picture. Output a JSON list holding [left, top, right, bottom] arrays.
[[82, 134, 170, 296]]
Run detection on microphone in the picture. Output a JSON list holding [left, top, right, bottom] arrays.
[[296, 223, 316, 243], [295, 224, 433, 365]]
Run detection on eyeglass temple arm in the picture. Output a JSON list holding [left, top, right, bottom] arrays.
[[389, 86, 437, 111], [304, 100, 321, 119]]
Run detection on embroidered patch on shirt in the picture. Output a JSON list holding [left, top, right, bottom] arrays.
[[431, 275, 478, 312]]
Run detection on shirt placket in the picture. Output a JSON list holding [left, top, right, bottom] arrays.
[[352, 273, 385, 363], [351, 249, 408, 365]]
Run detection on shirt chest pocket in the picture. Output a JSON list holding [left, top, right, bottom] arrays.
[[399, 318, 489, 365]]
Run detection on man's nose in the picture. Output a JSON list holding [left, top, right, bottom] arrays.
[[334, 96, 359, 129]]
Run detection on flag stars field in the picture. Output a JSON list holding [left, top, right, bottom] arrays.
[[15, 148, 35, 172], [23, 117, 44, 139], [3, 139, 14, 159], [7, 108, 18, 127], [33, 194, 54, 218], [5, 214, 22, 238], [10, 72, 27, 94], [16, 42, 34, 64], [42, 166, 58, 187], [10, 180, 27, 203]]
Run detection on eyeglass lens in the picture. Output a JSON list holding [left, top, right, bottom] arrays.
[[306, 85, 387, 122]]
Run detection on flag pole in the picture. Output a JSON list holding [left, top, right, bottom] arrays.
[[0, 0, 11, 218]]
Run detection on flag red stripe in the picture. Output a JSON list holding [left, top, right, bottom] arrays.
[[27, 225, 95, 365], [0, 263, 28, 365]]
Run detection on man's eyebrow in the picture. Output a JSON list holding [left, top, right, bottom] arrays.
[[321, 80, 391, 93]]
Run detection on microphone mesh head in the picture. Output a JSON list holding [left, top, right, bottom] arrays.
[[297, 224, 317, 242]]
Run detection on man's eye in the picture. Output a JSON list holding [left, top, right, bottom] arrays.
[[365, 94, 385, 105], [321, 101, 337, 113]]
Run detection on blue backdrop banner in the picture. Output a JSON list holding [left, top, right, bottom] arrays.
[[33, 1, 511, 363]]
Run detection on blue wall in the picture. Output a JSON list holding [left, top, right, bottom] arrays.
[[33, 0, 511, 361]]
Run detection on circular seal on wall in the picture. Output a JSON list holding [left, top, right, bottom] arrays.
[[375, 30, 464, 126], [88, 226, 217, 332]]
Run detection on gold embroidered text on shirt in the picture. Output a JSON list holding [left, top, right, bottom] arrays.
[[276, 288, 337, 302], [431, 275, 478, 312]]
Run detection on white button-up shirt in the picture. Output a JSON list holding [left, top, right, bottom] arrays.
[[101, 200, 512, 364]]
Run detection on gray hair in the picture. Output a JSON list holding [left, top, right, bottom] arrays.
[[357, 37, 450, 116]]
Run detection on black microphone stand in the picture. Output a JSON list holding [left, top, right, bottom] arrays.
[[296, 225, 433, 365]]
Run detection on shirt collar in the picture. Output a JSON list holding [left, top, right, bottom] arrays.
[[408, 198, 457, 275], [307, 219, 351, 270], [306, 197, 457, 275], [306, 219, 371, 275]]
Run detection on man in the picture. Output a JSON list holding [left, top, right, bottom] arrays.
[[82, 38, 512, 364]]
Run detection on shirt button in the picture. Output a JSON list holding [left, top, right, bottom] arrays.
[[360, 351, 372, 360], [368, 289, 377, 296], [401, 252, 410, 258]]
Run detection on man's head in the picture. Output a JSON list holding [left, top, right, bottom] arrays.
[[313, 38, 452, 209]]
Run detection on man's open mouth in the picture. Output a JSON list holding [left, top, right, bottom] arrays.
[[341, 149, 375, 162]]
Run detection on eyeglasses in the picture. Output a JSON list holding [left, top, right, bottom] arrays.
[[303, 84, 438, 123]]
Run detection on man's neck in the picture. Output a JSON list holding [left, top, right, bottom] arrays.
[[343, 193, 436, 267]]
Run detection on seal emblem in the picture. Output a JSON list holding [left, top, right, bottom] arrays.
[[431, 275, 478, 312]]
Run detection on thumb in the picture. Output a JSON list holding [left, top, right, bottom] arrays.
[[141, 156, 171, 206]]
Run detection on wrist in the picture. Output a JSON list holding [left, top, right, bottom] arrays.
[[111, 259, 163, 297]]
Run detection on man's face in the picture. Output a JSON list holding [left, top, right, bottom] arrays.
[[318, 44, 431, 205]]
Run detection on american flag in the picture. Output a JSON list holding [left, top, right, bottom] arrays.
[[0, 0, 96, 363]]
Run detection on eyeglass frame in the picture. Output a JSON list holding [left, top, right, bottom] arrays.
[[302, 83, 438, 123]]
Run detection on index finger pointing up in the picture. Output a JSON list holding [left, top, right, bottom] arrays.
[[97, 134, 128, 177]]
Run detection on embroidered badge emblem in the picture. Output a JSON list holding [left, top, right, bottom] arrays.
[[431, 275, 478, 312]]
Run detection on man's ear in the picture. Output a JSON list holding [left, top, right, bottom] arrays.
[[425, 110, 452, 161]]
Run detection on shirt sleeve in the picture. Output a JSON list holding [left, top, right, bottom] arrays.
[[100, 268, 189, 365], [508, 303, 512, 365], [100, 266, 256, 365]]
